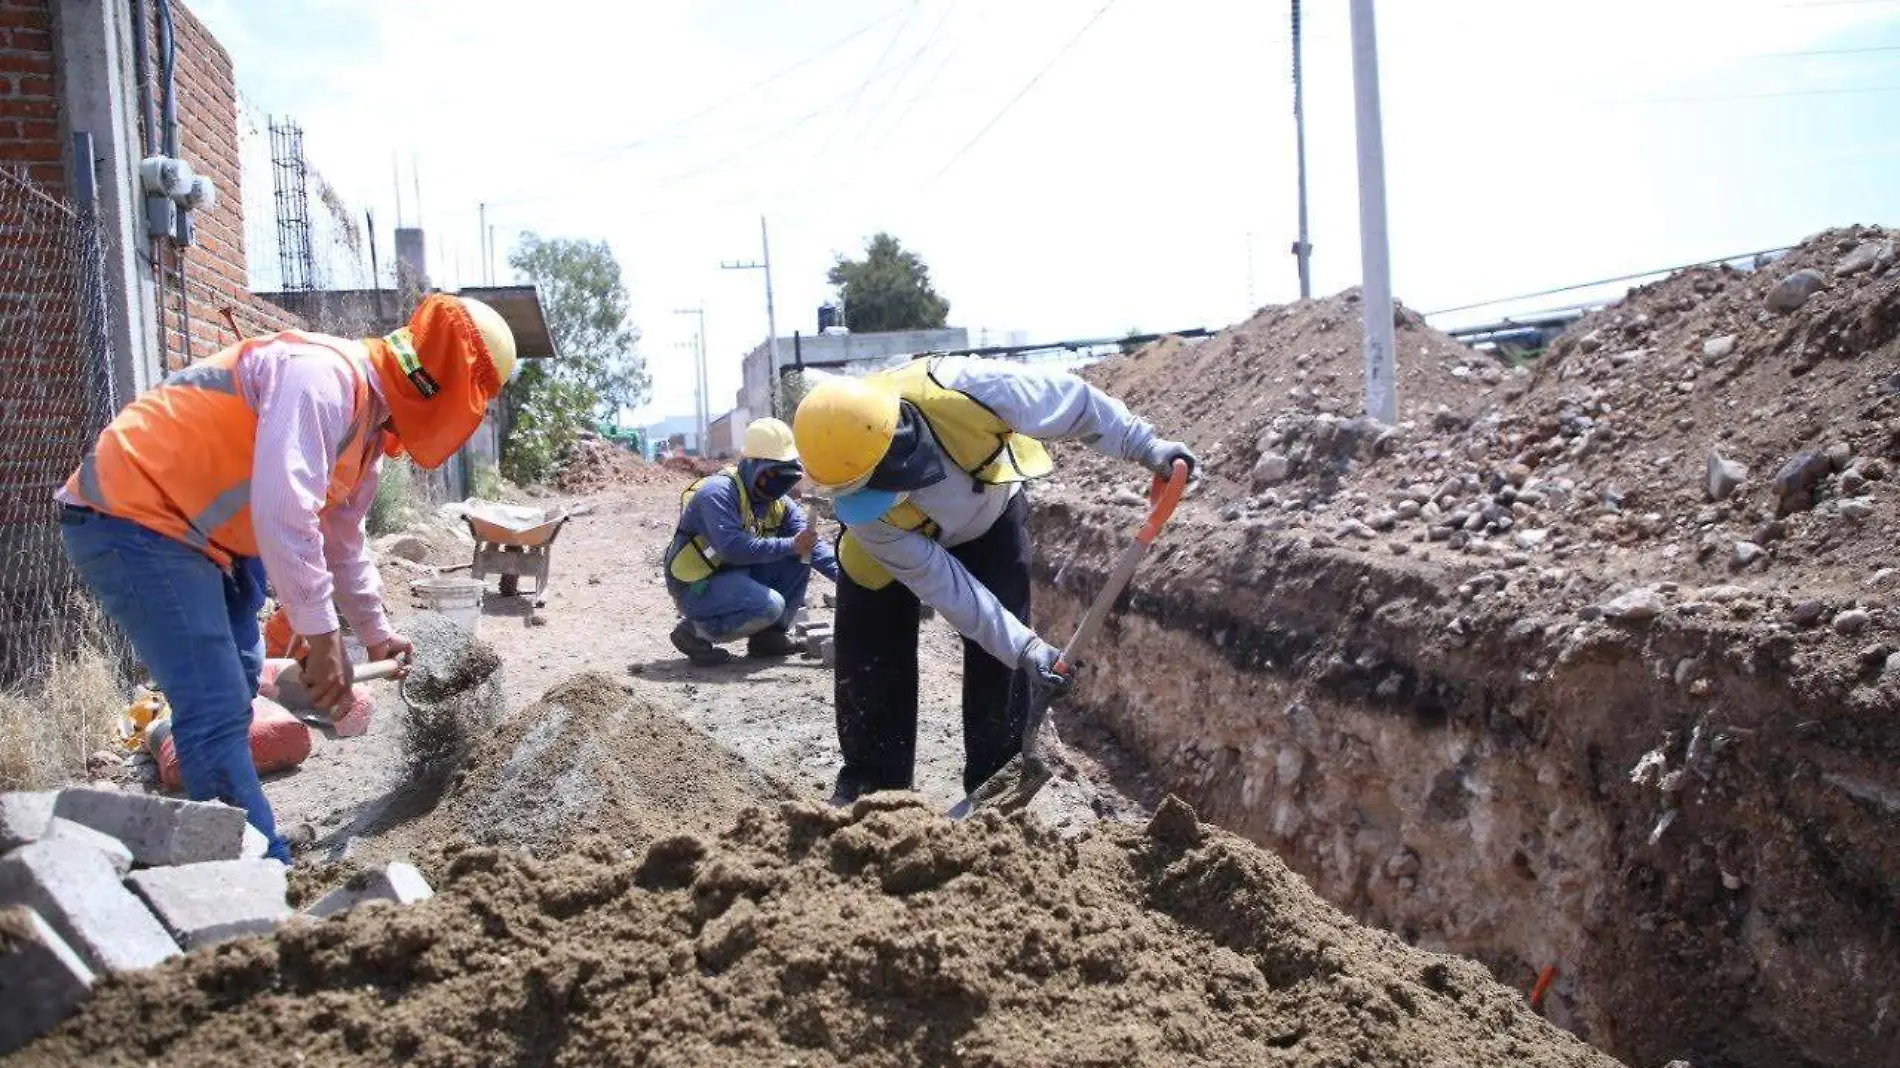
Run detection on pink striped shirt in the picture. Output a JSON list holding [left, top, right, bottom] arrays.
[[61, 337, 394, 644]]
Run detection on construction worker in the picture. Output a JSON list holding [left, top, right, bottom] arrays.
[[792, 356, 1196, 803], [664, 417, 840, 666], [57, 295, 517, 862]]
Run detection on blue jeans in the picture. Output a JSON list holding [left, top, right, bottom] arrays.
[[672, 557, 810, 643], [60, 509, 291, 863]]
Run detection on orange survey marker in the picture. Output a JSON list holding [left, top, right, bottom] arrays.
[[950, 459, 1191, 819]]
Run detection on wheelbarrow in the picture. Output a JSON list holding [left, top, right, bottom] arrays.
[[464, 501, 570, 600]]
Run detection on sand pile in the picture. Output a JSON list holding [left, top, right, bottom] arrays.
[[7, 795, 1616, 1068]]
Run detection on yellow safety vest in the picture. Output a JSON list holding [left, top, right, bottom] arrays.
[[838, 358, 1053, 589], [667, 467, 788, 584]]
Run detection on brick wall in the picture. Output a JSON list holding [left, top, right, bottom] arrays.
[[141, 0, 302, 368], [0, 0, 61, 189]]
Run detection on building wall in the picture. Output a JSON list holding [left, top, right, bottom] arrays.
[[739, 327, 970, 418], [0, 0, 62, 187], [140, 0, 301, 369]]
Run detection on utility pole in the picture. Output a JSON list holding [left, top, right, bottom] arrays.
[[487, 224, 497, 285], [721, 215, 781, 416], [674, 307, 709, 455], [1291, 0, 1313, 300], [1349, 0, 1397, 425], [478, 202, 487, 286]]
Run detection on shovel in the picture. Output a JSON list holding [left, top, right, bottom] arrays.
[[949, 458, 1190, 819]]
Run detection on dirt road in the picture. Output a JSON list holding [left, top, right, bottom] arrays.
[[268, 480, 1152, 858]]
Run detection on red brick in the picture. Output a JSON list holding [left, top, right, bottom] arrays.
[[0, 98, 53, 118], [6, 27, 49, 51], [3, 138, 60, 161], [0, 9, 53, 33], [0, 52, 52, 74]]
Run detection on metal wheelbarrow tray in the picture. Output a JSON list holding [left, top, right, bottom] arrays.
[[464, 502, 571, 599]]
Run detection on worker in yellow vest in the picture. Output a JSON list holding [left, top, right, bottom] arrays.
[[57, 295, 517, 861], [663, 417, 839, 666], [792, 356, 1196, 803]]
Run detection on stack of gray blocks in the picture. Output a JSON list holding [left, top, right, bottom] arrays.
[[795, 619, 836, 666], [0, 787, 432, 1054]]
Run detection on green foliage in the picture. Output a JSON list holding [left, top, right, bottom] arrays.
[[470, 461, 504, 501], [826, 233, 950, 333], [369, 459, 414, 535], [775, 369, 812, 423], [502, 233, 649, 484]]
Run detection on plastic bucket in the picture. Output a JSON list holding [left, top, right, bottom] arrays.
[[414, 577, 483, 635]]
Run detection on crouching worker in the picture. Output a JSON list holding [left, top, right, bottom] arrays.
[[792, 356, 1196, 803], [665, 418, 839, 666], [58, 295, 518, 862]]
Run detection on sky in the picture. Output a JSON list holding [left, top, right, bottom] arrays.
[[188, 0, 1900, 426]]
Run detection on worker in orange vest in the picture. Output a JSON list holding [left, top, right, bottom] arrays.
[[57, 295, 517, 862]]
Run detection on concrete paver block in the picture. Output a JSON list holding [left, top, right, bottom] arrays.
[[44, 818, 134, 876], [0, 905, 96, 1055], [0, 792, 56, 852], [0, 840, 179, 973], [53, 788, 248, 866], [241, 824, 268, 861], [127, 860, 290, 949], [306, 862, 434, 919]]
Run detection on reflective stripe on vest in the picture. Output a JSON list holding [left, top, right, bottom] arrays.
[[836, 357, 1048, 589], [62, 333, 379, 567], [666, 468, 789, 584]]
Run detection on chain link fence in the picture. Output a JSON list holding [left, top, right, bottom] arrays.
[[0, 164, 119, 686]]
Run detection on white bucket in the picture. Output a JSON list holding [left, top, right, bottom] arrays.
[[414, 577, 483, 635]]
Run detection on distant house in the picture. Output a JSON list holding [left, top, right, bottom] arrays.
[[738, 322, 970, 422]]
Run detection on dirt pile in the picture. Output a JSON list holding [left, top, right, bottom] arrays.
[[9, 796, 1617, 1068], [556, 433, 663, 492], [1026, 226, 1900, 1068], [422, 673, 792, 857], [1061, 226, 1900, 606]]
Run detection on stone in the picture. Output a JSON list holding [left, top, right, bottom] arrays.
[[126, 860, 291, 950], [1825, 442, 1853, 471], [1701, 334, 1737, 362], [1732, 541, 1766, 568], [1772, 451, 1831, 515], [1706, 450, 1747, 502], [0, 840, 179, 973], [1395, 499, 1422, 521], [1603, 587, 1666, 622], [1366, 509, 1399, 532], [305, 862, 435, 919], [1251, 451, 1291, 488], [53, 788, 247, 867], [241, 825, 269, 862], [1839, 497, 1875, 520], [1110, 488, 1146, 507], [1506, 463, 1532, 487], [1832, 608, 1872, 635], [1792, 600, 1826, 627], [1859, 458, 1888, 481], [1219, 502, 1243, 522], [1835, 239, 1891, 277], [1513, 528, 1550, 550], [0, 792, 56, 852], [376, 533, 431, 563], [1765, 268, 1826, 312], [1840, 468, 1869, 495], [43, 819, 133, 877], [0, 905, 95, 1055]]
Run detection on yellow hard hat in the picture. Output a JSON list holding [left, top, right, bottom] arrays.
[[793, 376, 900, 491], [460, 297, 518, 384], [741, 417, 799, 463]]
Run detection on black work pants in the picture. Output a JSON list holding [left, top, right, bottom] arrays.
[[834, 491, 1031, 797]]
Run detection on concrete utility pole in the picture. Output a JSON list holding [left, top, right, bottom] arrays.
[[1349, 0, 1397, 425], [674, 307, 708, 454], [1291, 0, 1313, 300], [721, 216, 781, 416]]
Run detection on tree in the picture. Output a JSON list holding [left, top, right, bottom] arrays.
[[501, 233, 649, 483], [827, 232, 950, 333]]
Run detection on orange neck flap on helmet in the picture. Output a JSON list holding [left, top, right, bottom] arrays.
[[364, 294, 503, 470]]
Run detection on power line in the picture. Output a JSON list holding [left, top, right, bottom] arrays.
[[850, 0, 962, 150], [1423, 245, 1796, 318], [870, 33, 964, 149], [927, 0, 1125, 182], [817, 0, 925, 155], [1619, 82, 1900, 103]]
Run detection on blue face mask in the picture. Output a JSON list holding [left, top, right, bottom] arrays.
[[752, 463, 803, 501]]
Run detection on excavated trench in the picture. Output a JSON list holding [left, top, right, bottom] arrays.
[[1031, 499, 1900, 1068]]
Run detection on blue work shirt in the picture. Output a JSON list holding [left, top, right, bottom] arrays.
[[665, 461, 840, 589]]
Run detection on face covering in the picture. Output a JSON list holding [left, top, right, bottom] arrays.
[[753, 462, 803, 501], [864, 403, 946, 493]]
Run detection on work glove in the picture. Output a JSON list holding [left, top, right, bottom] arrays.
[[1018, 637, 1075, 697], [1141, 439, 1200, 482]]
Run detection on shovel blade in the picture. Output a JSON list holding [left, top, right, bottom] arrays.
[[947, 753, 1055, 820]]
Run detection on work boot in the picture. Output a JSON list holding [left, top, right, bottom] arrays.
[[746, 626, 799, 658], [670, 621, 733, 666]]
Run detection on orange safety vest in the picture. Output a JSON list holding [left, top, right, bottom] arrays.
[[62, 332, 384, 568]]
